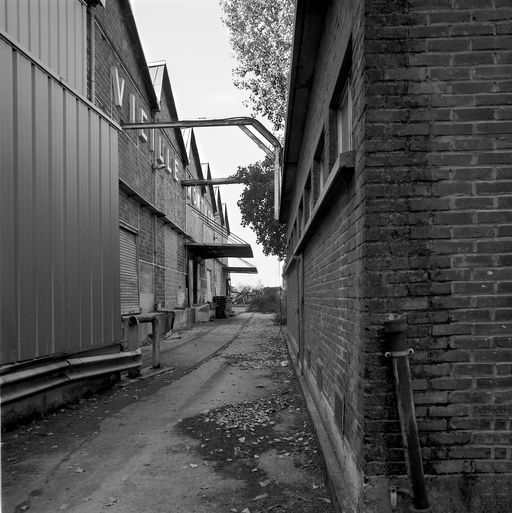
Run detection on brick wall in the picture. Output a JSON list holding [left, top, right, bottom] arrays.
[[284, 0, 512, 510], [285, 261, 299, 353], [283, 0, 367, 494], [92, 0, 191, 312], [364, 0, 512, 502]]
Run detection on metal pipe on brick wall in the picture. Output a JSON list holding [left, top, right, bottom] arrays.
[[384, 317, 431, 513], [152, 316, 161, 369]]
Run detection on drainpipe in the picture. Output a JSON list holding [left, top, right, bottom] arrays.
[[384, 317, 431, 513]]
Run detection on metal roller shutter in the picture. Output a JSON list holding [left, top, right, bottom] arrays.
[[119, 228, 140, 314]]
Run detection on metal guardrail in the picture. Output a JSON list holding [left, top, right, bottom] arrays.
[[123, 312, 175, 370]]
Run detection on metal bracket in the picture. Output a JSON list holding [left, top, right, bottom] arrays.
[[390, 486, 398, 511], [384, 348, 414, 358]]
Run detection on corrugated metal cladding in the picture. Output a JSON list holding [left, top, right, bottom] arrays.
[[119, 228, 139, 314], [0, 0, 87, 95], [0, 38, 121, 366]]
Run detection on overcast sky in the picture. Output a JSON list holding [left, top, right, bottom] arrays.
[[130, 0, 282, 289]]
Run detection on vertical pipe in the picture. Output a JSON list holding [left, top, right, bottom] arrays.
[[152, 315, 161, 369], [384, 318, 431, 513]]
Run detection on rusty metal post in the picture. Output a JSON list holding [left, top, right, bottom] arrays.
[[152, 315, 162, 369], [384, 317, 431, 513]]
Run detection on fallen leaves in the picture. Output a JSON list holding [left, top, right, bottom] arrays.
[[252, 493, 268, 501]]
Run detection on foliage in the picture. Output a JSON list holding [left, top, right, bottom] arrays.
[[219, 0, 294, 132], [235, 157, 287, 260]]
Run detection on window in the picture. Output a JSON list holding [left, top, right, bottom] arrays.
[[304, 174, 311, 225], [337, 80, 352, 153], [173, 158, 180, 182], [298, 199, 304, 236], [314, 131, 327, 190]]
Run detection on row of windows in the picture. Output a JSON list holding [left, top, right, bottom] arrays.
[[287, 77, 353, 258], [186, 185, 214, 220]]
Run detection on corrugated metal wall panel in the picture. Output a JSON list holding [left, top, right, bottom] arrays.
[[0, 0, 86, 94], [109, 133, 121, 335], [90, 113, 103, 348], [0, 39, 17, 364], [15, 51, 36, 361], [50, 78, 66, 355], [34, 65, 53, 358], [120, 229, 139, 315], [0, 39, 121, 365]]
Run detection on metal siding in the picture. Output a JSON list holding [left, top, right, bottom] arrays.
[[0, 39, 17, 364], [100, 121, 111, 341], [110, 132, 121, 340], [15, 52, 36, 361], [28, 0, 40, 57], [77, 101, 91, 349], [66, 0, 75, 90], [62, 92, 79, 352], [50, 79, 65, 355], [47, 0, 59, 75], [39, 0, 49, 66], [120, 229, 139, 315], [17, 0, 29, 49], [34, 66, 52, 358], [1, 43, 120, 366], [0, 1, 5, 32], [4, 0, 17, 38], [90, 112, 103, 347], [57, 0, 67, 86], [0, 0, 86, 93]]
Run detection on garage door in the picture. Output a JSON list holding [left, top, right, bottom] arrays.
[[119, 228, 139, 314]]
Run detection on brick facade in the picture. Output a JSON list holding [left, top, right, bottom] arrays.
[[282, 0, 512, 511], [92, 0, 234, 315]]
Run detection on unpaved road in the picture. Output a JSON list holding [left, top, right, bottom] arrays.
[[2, 312, 333, 513]]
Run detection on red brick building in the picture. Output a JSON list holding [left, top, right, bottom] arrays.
[[281, 1, 512, 511]]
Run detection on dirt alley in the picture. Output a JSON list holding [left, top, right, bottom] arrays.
[[2, 312, 335, 513]]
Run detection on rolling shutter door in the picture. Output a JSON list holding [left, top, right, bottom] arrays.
[[120, 228, 139, 314]]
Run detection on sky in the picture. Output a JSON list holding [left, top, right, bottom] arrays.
[[130, 0, 282, 289]]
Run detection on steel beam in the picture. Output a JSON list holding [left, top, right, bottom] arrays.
[[121, 116, 281, 149], [121, 116, 283, 220], [181, 177, 242, 186], [238, 125, 274, 157]]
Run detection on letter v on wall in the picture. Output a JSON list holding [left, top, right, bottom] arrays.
[[111, 67, 125, 107]]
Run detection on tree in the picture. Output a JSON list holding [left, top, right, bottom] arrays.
[[220, 0, 294, 261], [235, 156, 287, 261], [219, 0, 294, 132]]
